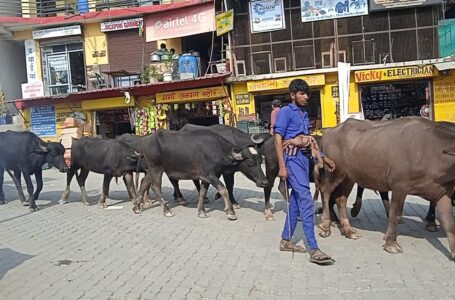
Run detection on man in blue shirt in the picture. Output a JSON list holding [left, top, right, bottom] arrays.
[[274, 79, 335, 265]]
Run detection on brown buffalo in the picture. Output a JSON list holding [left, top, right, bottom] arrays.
[[315, 117, 455, 260]]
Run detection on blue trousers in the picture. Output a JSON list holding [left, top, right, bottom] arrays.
[[281, 151, 319, 250]]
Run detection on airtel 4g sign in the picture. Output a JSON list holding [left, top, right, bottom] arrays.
[[145, 3, 215, 41]]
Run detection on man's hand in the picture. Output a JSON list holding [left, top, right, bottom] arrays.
[[278, 167, 288, 180], [323, 157, 336, 172], [283, 135, 311, 148]]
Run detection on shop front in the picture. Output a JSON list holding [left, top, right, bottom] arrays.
[[231, 74, 327, 134], [354, 65, 437, 120]]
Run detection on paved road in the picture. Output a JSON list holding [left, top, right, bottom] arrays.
[[0, 168, 454, 299]]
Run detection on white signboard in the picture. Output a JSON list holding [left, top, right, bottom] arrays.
[[301, 0, 368, 22], [249, 0, 285, 33], [21, 81, 44, 99], [32, 25, 81, 40], [24, 40, 38, 83], [101, 18, 143, 32]]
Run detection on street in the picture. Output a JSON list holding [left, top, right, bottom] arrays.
[[0, 168, 454, 299]]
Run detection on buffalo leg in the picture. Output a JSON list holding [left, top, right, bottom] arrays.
[[208, 175, 236, 221], [192, 180, 209, 204], [351, 185, 365, 217], [333, 179, 359, 239], [76, 168, 90, 205], [197, 182, 210, 218], [9, 170, 26, 204], [33, 169, 43, 201], [98, 174, 113, 208], [425, 201, 439, 232], [23, 172, 37, 211], [123, 172, 138, 205], [383, 191, 406, 254], [319, 188, 333, 238], [436, 195, 455, 260], [169, 178, 188, 206], [223, 174, 239, 209], [134, 170, 173, 217], [60, 166, 78, 204], [0, 166, 5, 204], [264, 160, 279, 221]]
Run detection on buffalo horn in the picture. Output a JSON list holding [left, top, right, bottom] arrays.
[[134, 151, 142, 157], [231, 149, 243, 161], [250, 134, 264, 144]]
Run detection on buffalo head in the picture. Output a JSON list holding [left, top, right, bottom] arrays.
[[230, 147, 268, 188], [43, 142, 69, 172]]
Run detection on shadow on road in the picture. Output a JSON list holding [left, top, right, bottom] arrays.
[[0, 248, 34, 280]]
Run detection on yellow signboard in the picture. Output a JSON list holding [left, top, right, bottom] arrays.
[[433, 74, 455, 122], [216, 9, 234, 36], [354, 65, 436, 83], [247, 75, 326, 92], [156, 86, 226, 104]]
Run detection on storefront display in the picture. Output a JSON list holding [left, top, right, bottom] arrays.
[[95, 109, 134, 138]]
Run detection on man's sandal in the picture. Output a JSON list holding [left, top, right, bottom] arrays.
[[280, 240, 307, 253], [309, 249, 335, 265]]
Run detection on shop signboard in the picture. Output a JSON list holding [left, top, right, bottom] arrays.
[[101, 18, 143, 32], [249, 0, 285, 33], [21, 81, 44, 99], [24, 40, 38, 83], [31, 105, 56, 137], [48, 54, 69, 85], [145, 2, 215, 41], [433, 74, 455, 122], [235, 94, 250, 105], [32, 25, 81, 40], [369, 0, 442, 12], [216, 9, 234, 36], [247, 74, 326, 92], [301, 0, 368, 23], [156, 86, 226, 104], [354, 65, 436, 83]]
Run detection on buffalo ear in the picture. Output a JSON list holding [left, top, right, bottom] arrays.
[[230, 148, 243, 161], [250, 134, 264, 144], [126, 154, 138, 161], [442, 146, 455, 156], [35, 143, 49, 154]]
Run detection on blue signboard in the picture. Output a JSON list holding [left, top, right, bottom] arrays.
[[31, 105, 56, 137]]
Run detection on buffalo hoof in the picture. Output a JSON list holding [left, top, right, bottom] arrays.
[[383, 242, 403, 254], [198, 211, 209, 218], [233, 203, 241, 209], [264, 209, 274, 221], [22, 201, 30, 206], [29, 205, 38, 212], [141, 200, 152, 209], [164, 210, 175, 217], [98, 203, 107, 209], [351, 201, 361, 217], [0, 200, 6, 205], [227, 213, 237, 221], [83, 201, 91, 206], [426, 221, 440, 232], [343, 228, 360, 240], [215, 192, 222, 199], [204, 198, 210, 204], [132, 206, 142, 214], [178, 199, 188, 206], [319, 229, 331, 238], [58, 199, 68, 205]]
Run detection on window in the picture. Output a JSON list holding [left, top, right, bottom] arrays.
[[114, 75, 140, 87]]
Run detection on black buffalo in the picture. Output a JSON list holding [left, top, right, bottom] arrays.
[[0, 131, 68, 211], [132, 129, 268, 220], [60, 137, 141, 207]]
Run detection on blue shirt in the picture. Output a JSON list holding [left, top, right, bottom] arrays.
[[274, 103, 310, 140]]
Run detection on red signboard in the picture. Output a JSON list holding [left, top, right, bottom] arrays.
[[145, 3, 215, 41]]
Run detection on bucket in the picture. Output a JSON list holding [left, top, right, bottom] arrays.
[[178, 55, 198, 78], [163, 73, 173, 82], [216, 63, 226, 73]]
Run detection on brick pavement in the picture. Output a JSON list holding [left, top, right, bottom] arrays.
[[0, 168, 455, 299]]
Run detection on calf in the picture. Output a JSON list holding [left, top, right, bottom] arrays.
[[0, 131, 68, 211], [60, 137, 140, 208]]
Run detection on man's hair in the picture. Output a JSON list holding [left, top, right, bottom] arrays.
[[289, 79, 310, 94], [160, 43, 167, 49], [272, 99, 281, 107]]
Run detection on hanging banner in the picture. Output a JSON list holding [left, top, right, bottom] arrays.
[[249, 0, 285, 33], [216, 10, 234, 36], [24, 40, 38, 83], [31, 105, 56, 137], [369, 0, 442, 12], [301, 0, 368, 23], [338, 62, 351, 123], [145, 3, 215, 42]]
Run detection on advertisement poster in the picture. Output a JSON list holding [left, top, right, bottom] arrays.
[[48, 54, 69, 85], [31, 105, 56, 137], [216, 9, 234, 36], [369, 0, 442, 12], [249, 0, 285, 33], [301, 0, 368, 23]]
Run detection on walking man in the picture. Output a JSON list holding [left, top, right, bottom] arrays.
[[274, 79, 335, 265]]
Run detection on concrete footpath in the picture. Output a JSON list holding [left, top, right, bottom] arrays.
[[0, 168, 454, 299]]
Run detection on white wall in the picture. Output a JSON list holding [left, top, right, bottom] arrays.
[[0, 40, 27, 114]]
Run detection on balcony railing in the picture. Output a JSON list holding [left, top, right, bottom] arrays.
[[0, 0, 162, 18]]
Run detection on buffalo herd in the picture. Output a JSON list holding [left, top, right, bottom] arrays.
[[1, 117, 455, 260]]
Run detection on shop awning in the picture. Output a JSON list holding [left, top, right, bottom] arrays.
[[434, 61, 455, 71], [10, 73, 230, 110]]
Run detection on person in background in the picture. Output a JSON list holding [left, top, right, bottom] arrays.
[[270, 99, 281, 134], [274, 79, 336, 265]]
